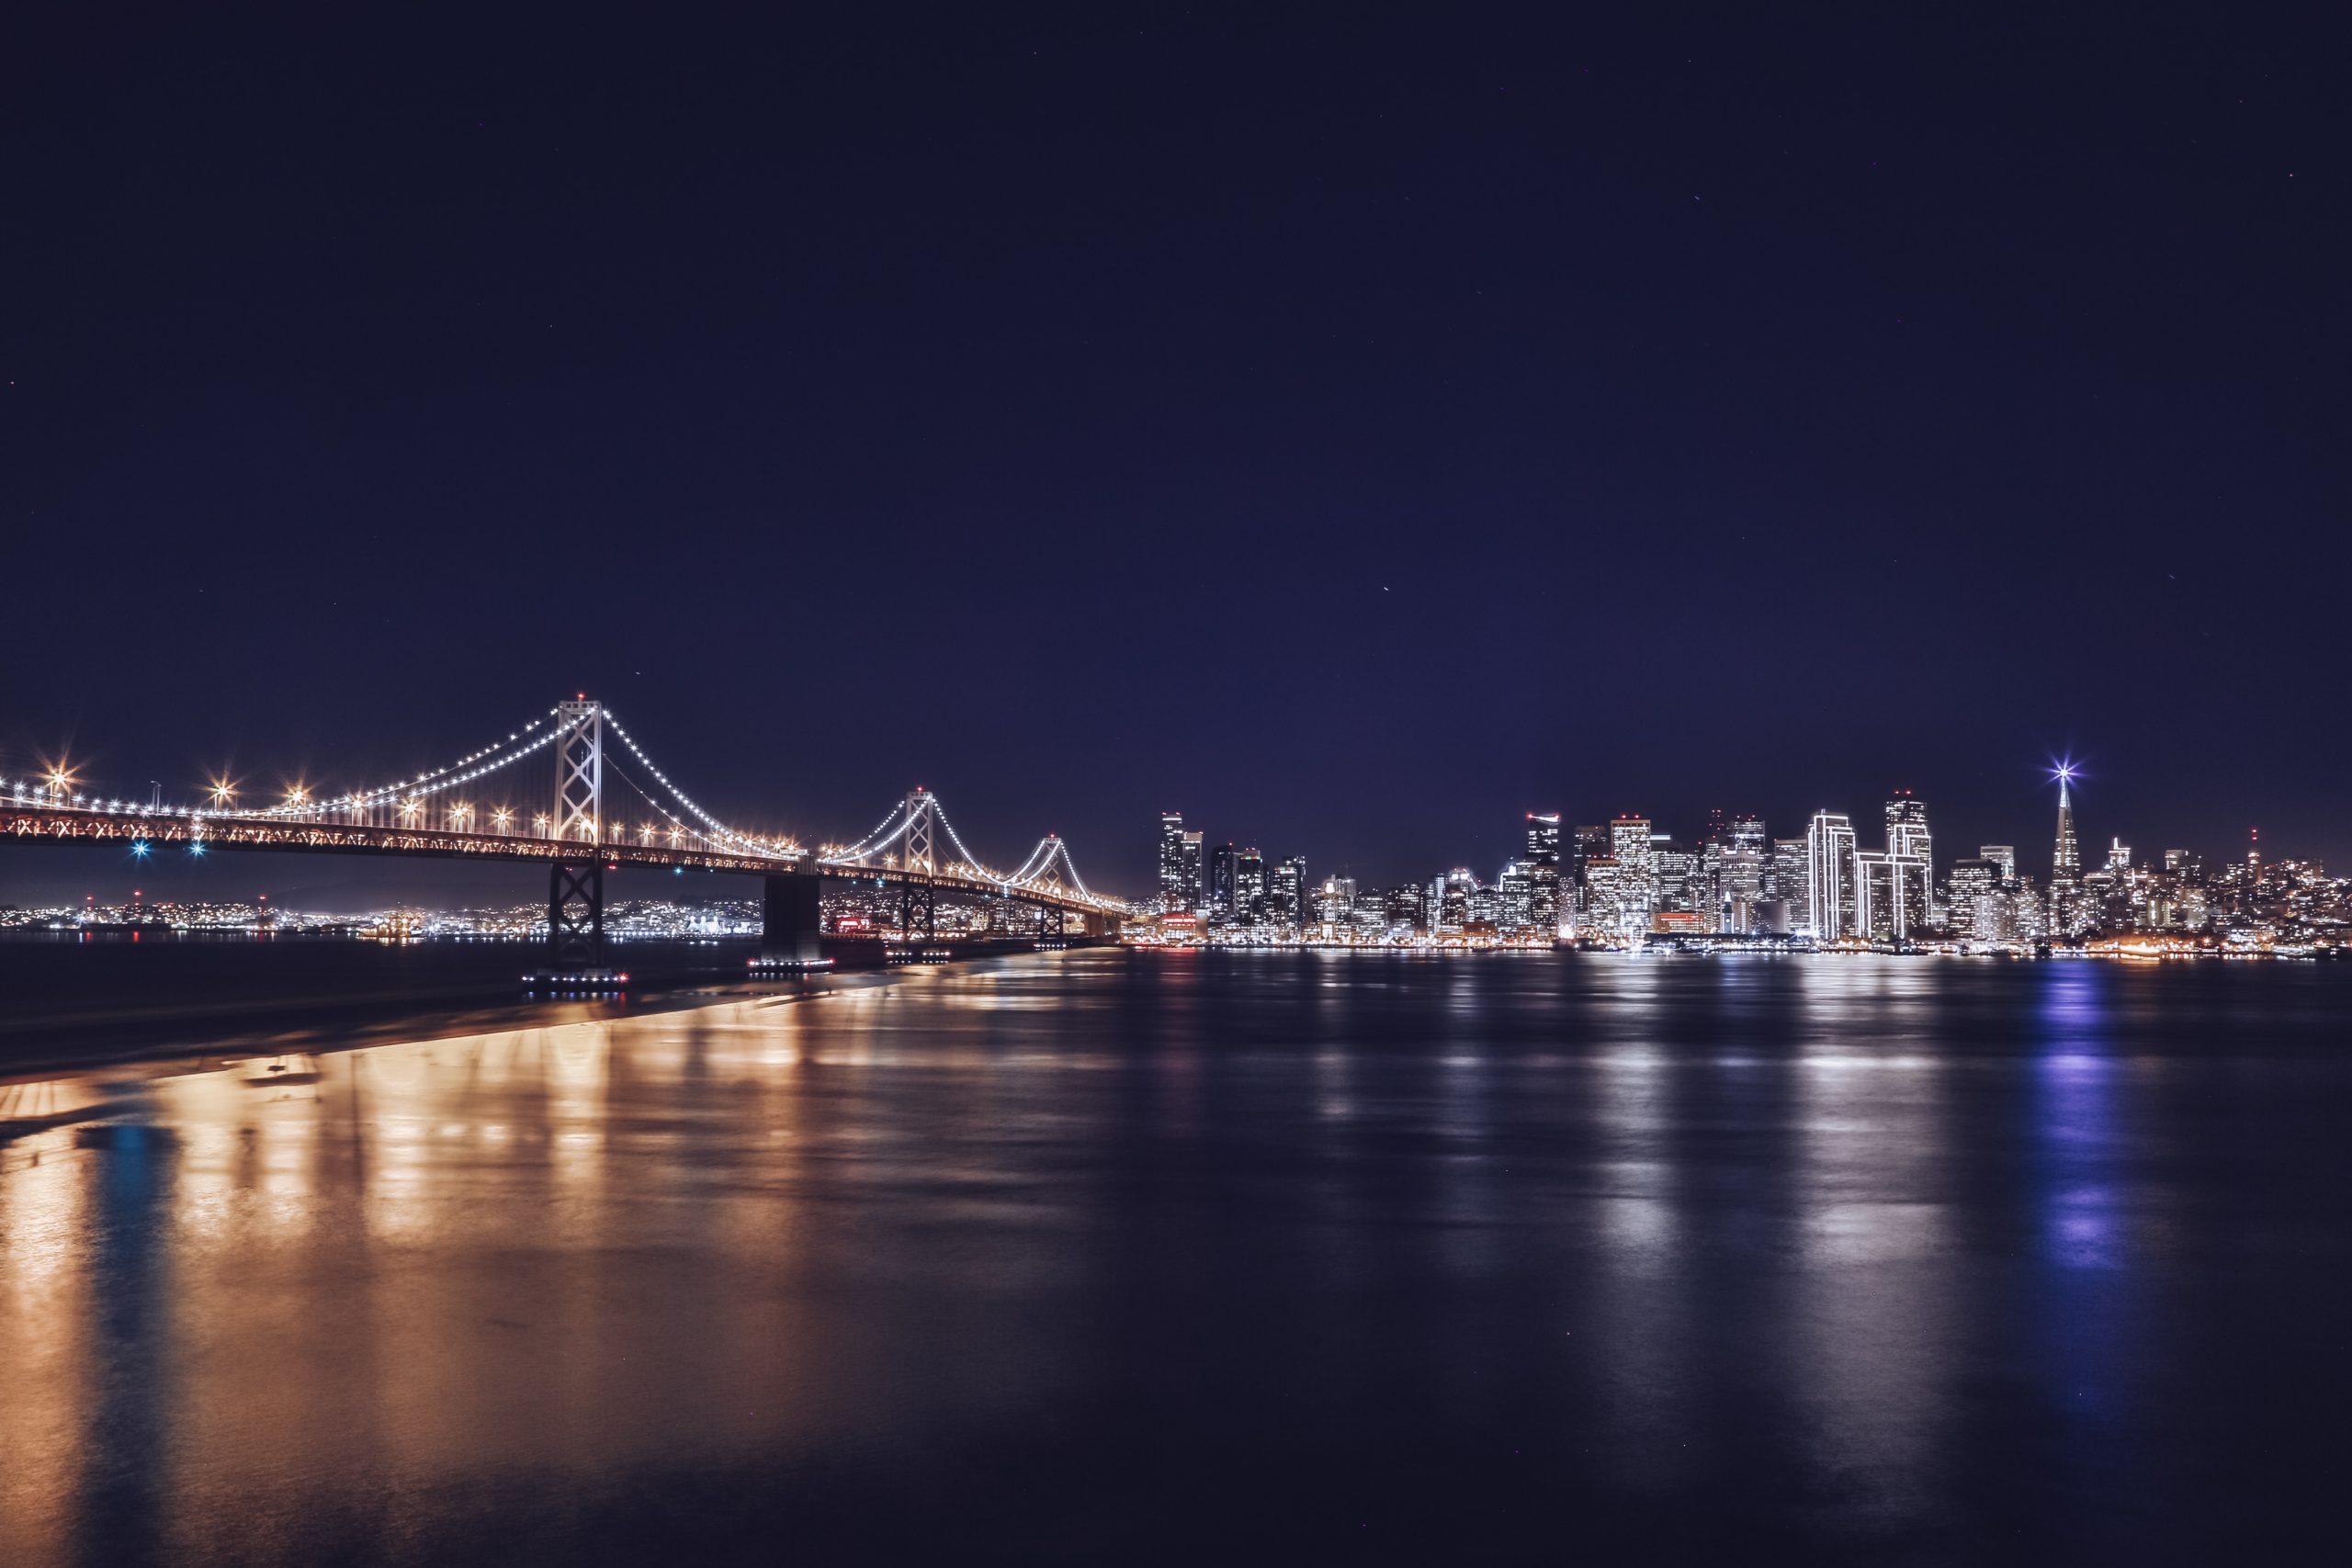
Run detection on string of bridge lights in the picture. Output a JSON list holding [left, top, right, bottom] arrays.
[[601, 710, 797, 859], [825, 796, 922, 863], [228, 707, 561, 821]]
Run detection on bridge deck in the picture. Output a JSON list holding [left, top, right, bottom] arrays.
[[3, 804, 1118, 916]]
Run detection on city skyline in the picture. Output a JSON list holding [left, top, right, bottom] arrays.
[[0, 739, 2314, 911], [1145, 768, 2333, 954], [9, 9, 2346, 896]]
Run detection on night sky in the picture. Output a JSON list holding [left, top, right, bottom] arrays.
[[6, 8, 2345, 906]]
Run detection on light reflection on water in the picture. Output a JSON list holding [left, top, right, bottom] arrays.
[[2, 952, 2349, 1563]]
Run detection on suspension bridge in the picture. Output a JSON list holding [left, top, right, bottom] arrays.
[[2, 697, 1126, 973]]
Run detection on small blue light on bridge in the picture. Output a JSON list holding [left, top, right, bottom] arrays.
[[131, 840, 152, 858], [190, 842, 207, 857]]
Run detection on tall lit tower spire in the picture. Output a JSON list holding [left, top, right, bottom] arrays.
[[2051, 764, 2081, 882]]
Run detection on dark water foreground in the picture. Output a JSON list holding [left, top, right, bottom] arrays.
[[2, 952, 2348, 1565]]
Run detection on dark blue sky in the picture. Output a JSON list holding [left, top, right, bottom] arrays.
[[5, 6, 2345, 904]]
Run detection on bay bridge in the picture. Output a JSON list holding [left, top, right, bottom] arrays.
[[2, 698, 1126, 972]]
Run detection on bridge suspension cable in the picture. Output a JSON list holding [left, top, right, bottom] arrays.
[[601, 710, 796, 859], [214, 706, 564, 822], [814, 787, 1114, 910], [822, 797, 919, 865], [1000, 833, 1094, 899]]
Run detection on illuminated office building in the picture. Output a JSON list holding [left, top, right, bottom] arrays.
[[1271, 855, 1307, 926], [1158, 813, 1198, 914], [1806, 810, 1859, 940], [1235, 848, 1268, 919], [1209, 843, 1238, 918], [1768, 838, 1810, 934], [1525, 813, 1563, 936], [1855, 849, 1930, 941]]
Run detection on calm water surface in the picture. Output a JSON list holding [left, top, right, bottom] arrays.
[[3, 952, 2348, 1564]]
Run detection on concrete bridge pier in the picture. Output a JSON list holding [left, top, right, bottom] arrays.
[[762, 871, 823, 965]]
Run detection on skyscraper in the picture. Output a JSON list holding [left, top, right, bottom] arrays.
[[1946, 856, 2001, 943], [1855, 850, 1929, 941], [1718, 840, 1765, 934], [1439, 869, 1474, 934], [1767, 838, 1809, 933], [1610, 815, 1655, 927], [2052, 770, 2081, 882], [1885, 791, 1932, 870], [1209, 843, 1238, 918], [1271, 855, 1307, 927], [1235, 847, 1268, 919], [1806, 810, 1858, 940], [1863, 791, 1934, 940], [1525, 812, 1563, 937], [1158, 813, 1191, 914], [1315, 875, 1355, 931], [2050, 769, 2085, 936], [1498, 862, 1532, 932]]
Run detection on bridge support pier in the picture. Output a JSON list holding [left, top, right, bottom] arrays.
[[762, 872, 823, 966], [899, 878, 935, 942], [548, 860, 605, 971]]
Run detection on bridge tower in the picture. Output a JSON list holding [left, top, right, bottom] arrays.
[[898, 787, 936, 942], [548, 698, 606, 969]]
